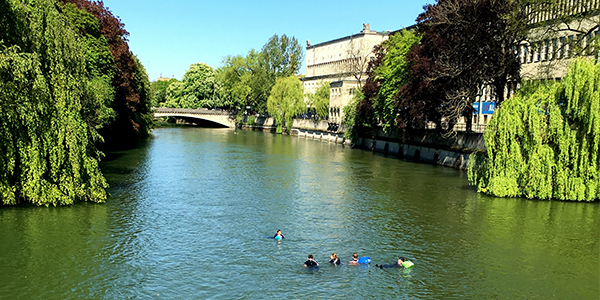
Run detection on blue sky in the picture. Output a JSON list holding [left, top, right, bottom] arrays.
[[100, 0, 433, 81]]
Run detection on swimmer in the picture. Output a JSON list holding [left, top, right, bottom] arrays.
[[376, 256, 413, 269], [348, 253, 359, 264], [273, 229, 284, 239], [400, 256, 414, 268], [398, 256, 405, 266], [304, 254, 319, 268], [329, 253, 341, 265]]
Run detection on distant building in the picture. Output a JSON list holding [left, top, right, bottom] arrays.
[[470, 2, 600, 131], [303, 24, 390, 124], [156, 76, 171, 82]]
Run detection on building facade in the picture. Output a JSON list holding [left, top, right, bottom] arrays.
[[469, 3, 600, 131], [303, 24, 389, 124]]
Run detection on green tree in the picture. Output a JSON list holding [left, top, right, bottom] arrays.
[[164, 63, 220, 109], [61, 0, 154, 149], [343, 90, 364, 140], [260, 34, 303, 79], [267, 76, 306, 133], [0, 0, 108, 205], [468, 58, 600, 202], [246, 49, 272, 112], [132, 55, 153, 135], [401, 0, 525, 133], [372, 30, 421, 133], [60, 2, 115, 133], [217, 54, 255, 110], [150, 78, 178, 107], [306, 81, 330, 119]]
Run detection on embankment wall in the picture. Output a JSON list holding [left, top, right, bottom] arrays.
[[239, 116, 486, 170]]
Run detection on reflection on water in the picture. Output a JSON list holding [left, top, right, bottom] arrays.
[[0, 127, 598, 299]]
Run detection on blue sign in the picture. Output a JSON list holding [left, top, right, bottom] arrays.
[[473, 102, 496, 114]]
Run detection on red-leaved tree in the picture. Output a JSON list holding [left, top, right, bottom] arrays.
[[61, 0, 152, 148], [400, 0, 525, 133]]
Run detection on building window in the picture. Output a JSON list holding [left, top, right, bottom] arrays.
[[566, 35, 574, 58], [551, 39, 558, 60], [541, 40, 549, 61], [559, 37, 566, 59]]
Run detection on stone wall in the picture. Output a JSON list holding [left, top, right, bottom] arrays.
[[354, 130, 486, 170], [239, 116, 486, 170]]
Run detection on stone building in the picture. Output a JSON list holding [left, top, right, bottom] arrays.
[[470, 2, 600, 131], [303, 24, 389, 125]]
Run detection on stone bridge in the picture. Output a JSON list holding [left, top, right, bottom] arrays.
[[153, 107, 236, 128]]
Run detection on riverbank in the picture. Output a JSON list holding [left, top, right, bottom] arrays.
[[238, 116, 485, 170]]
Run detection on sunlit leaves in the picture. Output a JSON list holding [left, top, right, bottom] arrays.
[[373, 30, 421, 133], [61, 0, 153, 148], [0, 0, 107, 205], [164, 63, 219, 109], [267, 76, 305, 134], [306, 81, 330, 119], [469, 59, 600, 202]]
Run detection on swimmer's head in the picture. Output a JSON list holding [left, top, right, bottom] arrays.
[[352, 253, 358, 260], [308, 254, 314, 259], [398, 257, 405, 263], [331, 253, 338, 259]]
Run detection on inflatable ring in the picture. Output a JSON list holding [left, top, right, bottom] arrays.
[[357, 257, 371, 264]]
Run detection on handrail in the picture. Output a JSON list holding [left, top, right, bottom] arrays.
[[153, 107, 230, 116]]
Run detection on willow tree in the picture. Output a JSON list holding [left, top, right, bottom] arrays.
[[0, 0, 108, 205], [267, 76, 305, 134], [306, 81, 330, 119], [469, 59, 600, 202], [62, 0, 153, 149]]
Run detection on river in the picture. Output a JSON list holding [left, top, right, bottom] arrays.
[[0, 127, 598, 299]]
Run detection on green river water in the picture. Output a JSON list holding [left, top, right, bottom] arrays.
[[0, 127, 598, 299]]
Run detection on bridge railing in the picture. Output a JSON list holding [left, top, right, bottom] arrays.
[[153, 107, 231, 116]]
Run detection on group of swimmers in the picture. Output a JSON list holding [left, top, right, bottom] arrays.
[[304, 253, 413, 269], [272, 230, 413, 269]]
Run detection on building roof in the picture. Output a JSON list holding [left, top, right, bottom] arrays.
[[306, 29, 390, 49]]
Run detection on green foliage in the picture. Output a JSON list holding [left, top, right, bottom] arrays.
[[469, 59, 600, 202], [217, 54, 257, 109], [260, 34, 303, 79], [216, 35, 303, 113], [132, 55, 153, 139], [373, 30, 421, 133], [306, 81, 330, 119], [0, 0, 108, 205], [164, 63, 220, 109], [151, 78, 178, 107], [60, 3, 114, 79], [267, 76, 306, 134], [60, 2, 115, 132], [343, 90, 364, 140]]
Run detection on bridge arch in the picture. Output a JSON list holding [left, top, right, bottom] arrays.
[[153, 108, 236, 128]]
